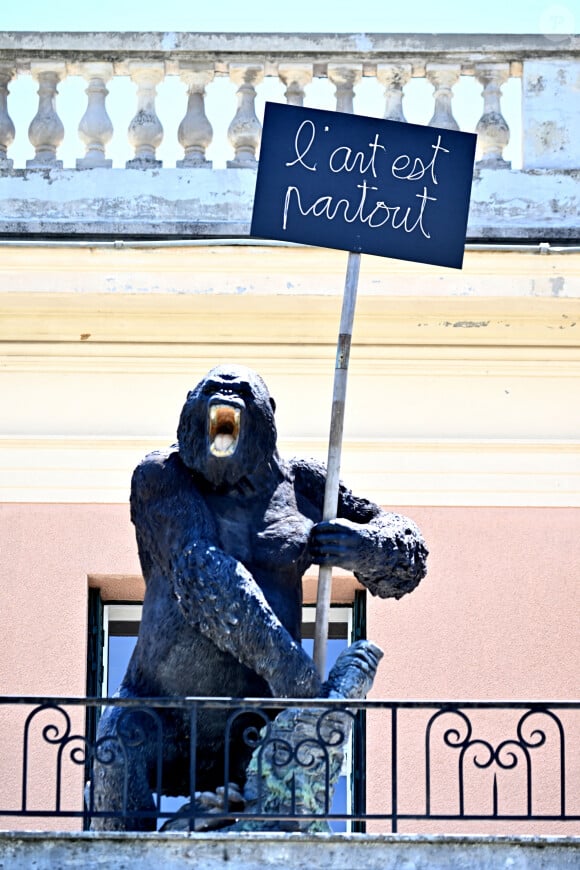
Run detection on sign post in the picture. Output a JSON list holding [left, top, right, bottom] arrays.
[[312, 249, 360, 677], [251, 102, 476, 678]]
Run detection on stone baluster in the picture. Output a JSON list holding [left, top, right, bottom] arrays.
[[327, 64, 362, 114], [227, 64, 264, 168], [0, 67, 15, 171], [126, 62, 164, 168], [425, 64, 460, 131], [376, 63, 412, 122], [278, 63, 313, 106], [76, 62, 114, 169], [474, 62, 511, 167], [176, 65, 214, 168], [27, 62, 66, 169]]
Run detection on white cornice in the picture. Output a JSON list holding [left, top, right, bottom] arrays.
[[0, 245, 579, 296], [1, 437, 578, 507], [2, 345, 580, 376]]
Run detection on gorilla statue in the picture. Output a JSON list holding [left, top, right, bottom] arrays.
[[90, 364, 427, 830]]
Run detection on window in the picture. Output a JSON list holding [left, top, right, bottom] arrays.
[[88, 591, 367, 830], [102, 603, 142, 696]]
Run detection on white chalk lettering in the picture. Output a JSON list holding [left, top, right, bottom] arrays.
[[282, 182, 437, 239], [328, 133, 386, 178], [372, 187, 437, 238], [285, 119, 317, 172], [283, 182, 377, 228], [391, 135, 450, 185]]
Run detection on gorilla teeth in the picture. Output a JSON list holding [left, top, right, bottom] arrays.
[[209, 404, 241, 457], [214, 433, 235, 452]]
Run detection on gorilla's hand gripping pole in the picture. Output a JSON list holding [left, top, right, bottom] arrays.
[[313, 251, 361, 679]]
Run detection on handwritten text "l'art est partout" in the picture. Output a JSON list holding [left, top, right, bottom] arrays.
[[282, 119, 450, 239]]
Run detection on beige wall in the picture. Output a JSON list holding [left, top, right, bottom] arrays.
[[1, 244, 578, 508]]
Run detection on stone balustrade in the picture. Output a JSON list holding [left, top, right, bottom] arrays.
[[0, 32, 577, 238]]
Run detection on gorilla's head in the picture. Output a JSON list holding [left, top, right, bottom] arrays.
[[177, 364, 278, 488]]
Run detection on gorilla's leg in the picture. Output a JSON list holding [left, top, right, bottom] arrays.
[[88, 706, 160, 831]]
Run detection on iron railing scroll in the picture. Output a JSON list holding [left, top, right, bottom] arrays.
[[0, 696, 578, 833]]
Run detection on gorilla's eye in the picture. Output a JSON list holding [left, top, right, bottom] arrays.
[[209, 405, 241, 458], [237, 383, 253, 399]]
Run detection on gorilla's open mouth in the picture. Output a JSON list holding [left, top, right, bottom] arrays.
[[208, 404, 241, 457]]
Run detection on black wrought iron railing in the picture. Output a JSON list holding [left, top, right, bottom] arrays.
[[0, 696, 578, 833]]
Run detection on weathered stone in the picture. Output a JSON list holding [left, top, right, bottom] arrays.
[[227, 65, 264, 169], [126, 62, 165, 168], [278, 64, 313, 107], [523, 60, 580, 170], [0, 832, 579, 870], [26, 63, 66, 169], [475, 63, 511, 167], [0, 166, 577, 239], [76, 62, 114, 170], [176, 65, 214, 168], [426, 64, 460, 131], [376, 63, 412, 123], [327, 64, 362, 114], [0, 35, 576, 234], [0, 65, 15, 170]]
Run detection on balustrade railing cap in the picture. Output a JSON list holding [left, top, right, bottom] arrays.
[[0, 32, 578, 59]]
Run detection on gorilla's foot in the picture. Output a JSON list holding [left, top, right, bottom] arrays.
[[160, 783, 245, 832]]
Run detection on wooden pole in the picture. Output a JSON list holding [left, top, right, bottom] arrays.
[[313, 250, 361, 679]]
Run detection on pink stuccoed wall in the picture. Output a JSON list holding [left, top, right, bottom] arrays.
[[0, 503, 140, 830], [0, 504, 140, 697], [0, 502, 578, 833], [369, 506, 579, 702], [366, 506, 580, 837]]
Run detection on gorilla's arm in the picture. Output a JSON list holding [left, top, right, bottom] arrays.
[[292, 458, 428, 600], [172, 542, 322, 697], [131, 450, 322, 698]]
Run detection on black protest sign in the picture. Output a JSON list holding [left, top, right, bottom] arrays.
[[251, 102, 477, 269]]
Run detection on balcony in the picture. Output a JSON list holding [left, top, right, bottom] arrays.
[[0, 32, 578, 239], [1, 696, 579, 866], [1, 695, 579, 829]]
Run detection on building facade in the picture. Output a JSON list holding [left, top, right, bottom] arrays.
[[0, 32, 578, 841]]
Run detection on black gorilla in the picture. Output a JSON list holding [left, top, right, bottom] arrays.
[[90, 364, 427, 829]]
